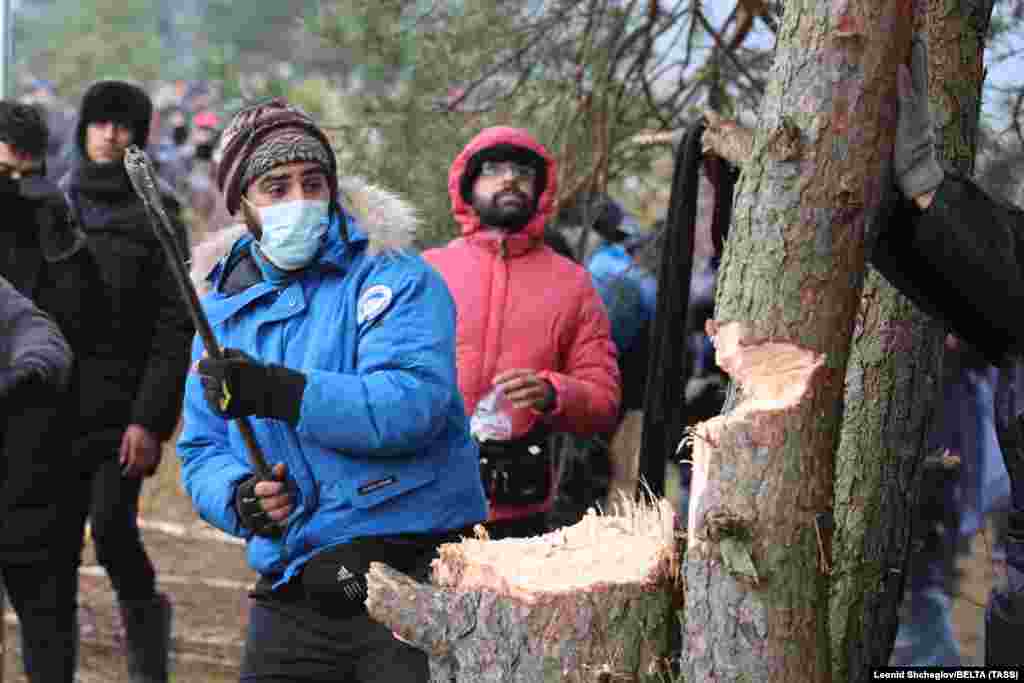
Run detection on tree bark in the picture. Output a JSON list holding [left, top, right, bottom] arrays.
[[683, 2, 912, 681], [829, 281, 944, 681], [366, 504, 679, 683], [828, 1, 994, 679]]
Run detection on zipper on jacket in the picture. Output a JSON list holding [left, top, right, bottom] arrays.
[[482, 234, 510, 406]]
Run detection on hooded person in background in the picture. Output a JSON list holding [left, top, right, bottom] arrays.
[[179, 99, 486, 682], [55, 80, 194, 683], [0, 273, 77, 682], [423, 127, 621, 539]]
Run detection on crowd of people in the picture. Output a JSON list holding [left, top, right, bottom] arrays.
[[0, 35, 1022, 682], [21, 77, 228, 240]]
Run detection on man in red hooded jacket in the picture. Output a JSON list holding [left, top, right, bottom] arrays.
[[424, 127, 621, 539]]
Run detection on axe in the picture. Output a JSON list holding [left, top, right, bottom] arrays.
[[123, 145, 273, 480]]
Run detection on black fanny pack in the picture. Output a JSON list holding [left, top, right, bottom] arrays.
[[256, 530, 465, 617], [478, 429, 552, 505]]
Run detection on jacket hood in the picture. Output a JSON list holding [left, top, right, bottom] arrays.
[[190, 176, 419, 294], [448, 127, 557, 240]]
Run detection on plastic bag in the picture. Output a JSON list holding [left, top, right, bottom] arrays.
[[470, 386, 513, 442]]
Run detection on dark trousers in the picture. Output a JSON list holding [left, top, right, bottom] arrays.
[[78, 434, 157, 601], [240, 592, 429, 682], [239, 529, 477, 683], [3, 556, 80, 683]]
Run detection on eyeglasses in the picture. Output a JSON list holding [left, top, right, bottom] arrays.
[[479, 160, 537, 182]]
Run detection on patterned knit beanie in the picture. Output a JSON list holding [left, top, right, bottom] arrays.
[[215, 98, 337, 216]]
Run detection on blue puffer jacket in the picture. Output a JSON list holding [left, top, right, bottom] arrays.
[[178, 182, 487, 587]]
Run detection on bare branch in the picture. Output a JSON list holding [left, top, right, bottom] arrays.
[[694, 9, 766, 94]]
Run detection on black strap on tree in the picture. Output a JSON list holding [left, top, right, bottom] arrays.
[[638, 118, 739, 497]]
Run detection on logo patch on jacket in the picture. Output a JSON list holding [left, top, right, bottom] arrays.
[[357, 477, 397, 495], [357, 285, 394, 325]]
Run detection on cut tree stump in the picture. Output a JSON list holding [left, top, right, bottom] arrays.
[[366, 501, 681, 683]]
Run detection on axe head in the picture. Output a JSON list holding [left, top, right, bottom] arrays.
[[123, 145, 159, 201], [123, 145, 177, 245]]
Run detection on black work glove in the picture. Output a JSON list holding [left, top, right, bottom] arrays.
[[234, 463, 291, 538], [196, 348, 307, 423]]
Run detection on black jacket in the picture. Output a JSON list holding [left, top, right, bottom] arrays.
[[57, 170, 194, 442], [872, 173, 1024, 367], [0, 273, 78, 561]]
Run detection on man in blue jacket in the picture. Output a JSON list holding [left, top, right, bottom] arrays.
[[178, 99, 487, 682]]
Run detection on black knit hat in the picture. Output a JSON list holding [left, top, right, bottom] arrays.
[[76, 80, 153, 156], [459, 143, 547, 204]]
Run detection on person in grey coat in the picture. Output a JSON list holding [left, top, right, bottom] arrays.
[[0, 273, 77, 682], [0, 272, 71, 398]]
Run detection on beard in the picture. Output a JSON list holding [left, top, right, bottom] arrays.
[[472, 189, 535, 232]]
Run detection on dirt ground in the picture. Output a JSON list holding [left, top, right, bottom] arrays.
[[0, 451, 1001, 680]]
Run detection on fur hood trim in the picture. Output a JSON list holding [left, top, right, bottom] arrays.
[[190, 176, 419, 294]]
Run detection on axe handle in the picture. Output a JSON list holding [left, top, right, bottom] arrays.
[[124, 149, 272, 479]]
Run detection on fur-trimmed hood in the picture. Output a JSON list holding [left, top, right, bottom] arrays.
[[190, 176, 418, 294]]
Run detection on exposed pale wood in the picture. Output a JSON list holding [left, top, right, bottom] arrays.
[[366, 503, 680, 683]]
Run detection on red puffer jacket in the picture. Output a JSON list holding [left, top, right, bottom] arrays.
[[423, 126, 621, 522]]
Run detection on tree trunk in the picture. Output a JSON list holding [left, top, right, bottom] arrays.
[[366, 504, 679, 683], [829, 281, 944, 681], [683, 2, 912, 681], [828, 1, 994, 679]]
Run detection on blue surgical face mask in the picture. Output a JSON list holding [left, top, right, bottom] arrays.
[[255, 199, 330, 271]]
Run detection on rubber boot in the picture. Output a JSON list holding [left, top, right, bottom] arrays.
[[119, 593, 172, 682]]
